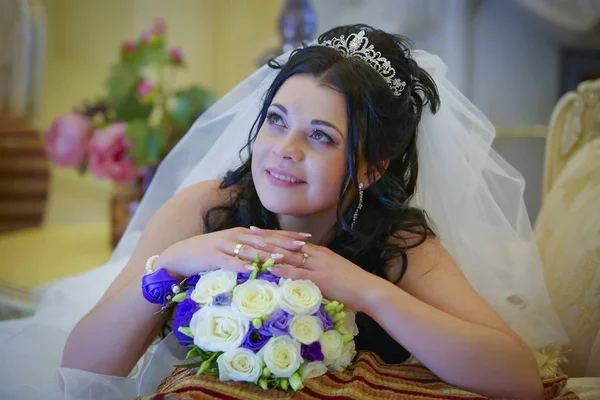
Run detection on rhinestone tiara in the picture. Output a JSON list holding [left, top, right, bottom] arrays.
[[321, 30, 406, 96]]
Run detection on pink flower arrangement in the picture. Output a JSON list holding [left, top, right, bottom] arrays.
[[168, 46, 184, 65], [88, 123, 139, 184], [45, 114, 92, 168], [137, 79, 155, 101], [45, 18, 214, 186]]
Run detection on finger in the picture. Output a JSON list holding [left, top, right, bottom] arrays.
[[269, 266, 312, 280], [215, 253, 256, 273], [223, 237, 306, 266], [250, 226, 312, 240], [239, 233, 306, 252], [218, 240, 286, 264]]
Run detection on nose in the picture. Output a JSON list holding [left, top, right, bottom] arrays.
[[272, 132, 305, 162]]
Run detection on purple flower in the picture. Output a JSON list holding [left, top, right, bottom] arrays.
[[237, 272, 280, 285], [184, 274, 200, 288], [301, 341, 325, 362], [263, 309, 293, 336], [312, 306, 333, 331], [242, 326, 272, 352], [212, 292, 231, 306], [173, 298, 198, 346]]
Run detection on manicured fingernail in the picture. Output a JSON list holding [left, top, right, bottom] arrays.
[[299, 232, 312, 237], [271, 253, 284, 259], [266, 266, 273, 272], [292, 241, 305, 246], [246, 265, 256, 271], [250, 226, 263, 233]]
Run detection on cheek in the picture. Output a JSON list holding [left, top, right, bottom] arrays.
[[309, 152, 347, 195], [251, 130, 269, 168]]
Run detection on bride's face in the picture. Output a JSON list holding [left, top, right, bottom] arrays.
[[251, 73, 349, 217]]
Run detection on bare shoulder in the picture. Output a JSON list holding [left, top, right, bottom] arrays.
[[401, 236, 464, 288], [384, 233, 457, 284], [167, 179, 232, 224], [139, 178, 233, 248]]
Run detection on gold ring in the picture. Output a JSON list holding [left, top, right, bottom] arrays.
[[234, 243, 244, 259], [301, 252, 309, 268]]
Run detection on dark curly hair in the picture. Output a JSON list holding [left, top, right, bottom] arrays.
[[204, 24, 440, 283]]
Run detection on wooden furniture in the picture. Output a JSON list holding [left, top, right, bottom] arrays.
[[542, 79, 600, 199], [0, 113, 49, 234]]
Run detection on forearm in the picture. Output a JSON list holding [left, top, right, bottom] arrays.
[[365, 280, 542, 400], [62, 272, 165, 377]]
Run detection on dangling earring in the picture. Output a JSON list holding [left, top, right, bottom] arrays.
[[351, 182, 364, 230]]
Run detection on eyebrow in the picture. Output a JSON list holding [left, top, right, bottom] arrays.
[[271, 103, 344, 137]]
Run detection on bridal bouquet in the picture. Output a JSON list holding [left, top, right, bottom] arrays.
[[171, 257, 359, 392]]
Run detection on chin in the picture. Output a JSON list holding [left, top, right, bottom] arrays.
[[259, 196, 310, 216]]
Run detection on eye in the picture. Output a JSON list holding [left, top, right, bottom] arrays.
[[308, 130, 334, 144], [266, 111, 286, 128]]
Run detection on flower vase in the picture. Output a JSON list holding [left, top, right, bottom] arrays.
[[110, 167, 155, 248]]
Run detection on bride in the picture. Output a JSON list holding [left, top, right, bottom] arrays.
[[0, 24, 590, 399]]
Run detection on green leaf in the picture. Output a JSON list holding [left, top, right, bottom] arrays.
[[185, 346, 201, 360], [171, 292, 186, 303], [177, 326, 193, 338], [104, 63, 153, 121], [249, 267, 259, 281], [124, 120, 151, 167], [202, 369, 219, 376], [173, 360, 204, 369], [170, 87, 216, 131], [105, 63, 139, 104], [146, 125, 168, 162]]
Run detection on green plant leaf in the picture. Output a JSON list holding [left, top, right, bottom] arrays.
[[170, 87, 216, 132], [171, 292, 186, 303], [172, 360, 204, 369], [177, 326, 194, 339], [147, 125, 168, 162], [105, 63, 139, 103], [104, 63, 153, 122], [185, 346, 202, 360], [124, 120, 151, 167]]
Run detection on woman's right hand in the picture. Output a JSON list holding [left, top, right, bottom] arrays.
[[154, 226, 310, 278]]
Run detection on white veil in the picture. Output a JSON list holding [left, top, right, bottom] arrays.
[[0, 46, 569, 399]]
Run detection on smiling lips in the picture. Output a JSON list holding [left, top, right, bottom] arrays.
[[266, 168, 306, 185]]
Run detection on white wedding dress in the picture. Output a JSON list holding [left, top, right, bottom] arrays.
[[0, 46, 599, 399]]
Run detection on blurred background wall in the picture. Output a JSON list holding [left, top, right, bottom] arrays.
[[37, 0, 282, 226], [40, 0, 282, 129]]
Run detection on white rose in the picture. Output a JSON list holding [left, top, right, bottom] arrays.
[[337, 309, 359, 336], [299, 361, 327, 381], [329, 340, 356, 372], [289, 315, 323, 345], [319, 330, 343, 365], [189, 305, 249, 352], [191, 269, 237, 306], [216, 348, 263, 383], [278, 278, 322, 315], [231, 279, 279, 319], [258, 336, 302, 378]]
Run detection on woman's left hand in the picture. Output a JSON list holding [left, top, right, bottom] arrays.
[[249, 228, 386, 313]]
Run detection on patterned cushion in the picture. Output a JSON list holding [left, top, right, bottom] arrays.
[[135, 351, 578, 400]]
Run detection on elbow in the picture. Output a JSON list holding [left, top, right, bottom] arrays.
[[61, 319, 84, 369]]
